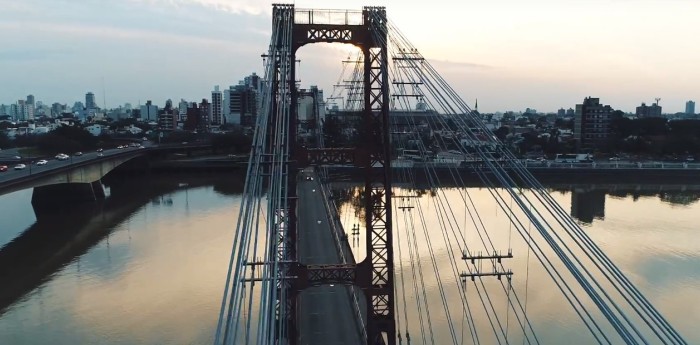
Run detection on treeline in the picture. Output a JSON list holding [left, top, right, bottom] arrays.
[[607, 118, 700, 154]]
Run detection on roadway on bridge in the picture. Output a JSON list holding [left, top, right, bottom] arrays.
[[297, 169, 363, 345], [0, 145, 145, 183]]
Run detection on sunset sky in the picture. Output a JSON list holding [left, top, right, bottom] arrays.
[[1, 0, 698, 113]]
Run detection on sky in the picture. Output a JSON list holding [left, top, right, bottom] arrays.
[[0, 0, 698, 113]]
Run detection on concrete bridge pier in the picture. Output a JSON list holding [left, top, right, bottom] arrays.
[[31, 181, 106, 212]]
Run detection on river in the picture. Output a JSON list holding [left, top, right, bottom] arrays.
[[0, 173, 698, 344]]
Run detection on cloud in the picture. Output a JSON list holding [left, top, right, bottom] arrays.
[[132, 0, 273, 16], [429, 58, 493, 71]]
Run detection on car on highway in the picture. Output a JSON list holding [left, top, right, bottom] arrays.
[[0, 165, 7, 172], [14, 164, 26, 170], [74, 151, 83, 156], [96, 148, 104, 153], [55, 153, 69, 160], [36, 159, 48, 166]]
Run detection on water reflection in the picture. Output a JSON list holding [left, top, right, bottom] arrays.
[[0, 173, 244, 345], [0, 175, 697, 344], [555, 184, 700, 223], [570, 189, 606, 223], [333, 182, 700, 343]]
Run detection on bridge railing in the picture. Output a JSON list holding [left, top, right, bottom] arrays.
[[522, 160, 700, 170], [294, 8, 363, 25], [316, 172, 367, 340]]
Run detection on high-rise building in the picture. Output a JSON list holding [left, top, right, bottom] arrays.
[[686, 100, 695, 115], [140, 100, 158, 122], [9, 104, 19, 119], [635, 102, 662, 118], [17, 100, 34, 121], [86, 92, 96, 110], [244, 72, 261, 92], [226, 84, 258, 126], [51, 103, 66, 117], [574, 97, 614, 151], [211, 86, 224, 125], [0, 104, 9, 116], [26, 94, 35, 106], [198, 99, 210, 132], [184, 102, 199, 131], [178, 99, 189, 122]]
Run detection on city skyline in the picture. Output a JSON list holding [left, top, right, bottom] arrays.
[[1, 0, 699, 113]]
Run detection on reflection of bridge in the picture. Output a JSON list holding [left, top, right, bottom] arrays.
[[0, 173, 240, 314], [214, 5, 689, 345]]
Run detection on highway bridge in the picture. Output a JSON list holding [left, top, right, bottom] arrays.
[[0, 143, 213, 207]]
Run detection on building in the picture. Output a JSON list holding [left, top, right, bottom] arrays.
[[635, 102, 662, 118], [17, 100, 34, 121], [211, 86, 224, 126], [243, 72, 261, 92], [574, 97, 614, 151], [178, 99, 189, 122], [72, 101, 85, 119], [226, 84, 258, 126], [198, 99, 210, 132], [9, 104, 19, 119], [86, 92, 96, 110], [26, 94, 35, 106], [51, 103, 64, 117], [158, 99, 177, 130], [86, 124, 104, 136], [686, 101, 695, 115], [184, 103, 199, 131], [140, 100, 158, 122]]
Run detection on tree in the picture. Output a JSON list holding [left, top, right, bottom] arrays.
[[0, 131, 11, 149], [322, 116, 344, 147], [493, 126, 509, 141], [35, 125, 98, 153], [211, 129, 252, 153]]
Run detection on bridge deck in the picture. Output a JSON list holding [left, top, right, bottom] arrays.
[[297, 168, 363, 345]]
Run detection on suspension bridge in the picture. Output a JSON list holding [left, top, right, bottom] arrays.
[[214, 5, 689, 345]]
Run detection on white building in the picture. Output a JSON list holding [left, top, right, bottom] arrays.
[[17, 100, 34, 121], [178, 99, 189, 122], [33, 126, 50, 134], [211, 86, 224, 125], [86, 124, 103, 136]]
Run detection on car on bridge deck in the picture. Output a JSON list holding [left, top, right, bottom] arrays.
[[74, 151, 83, 156], [14, 164, 26, 170], [55, 153, 69, 160], [36, 160, 48, 166], [0, 165, 7, 172]]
